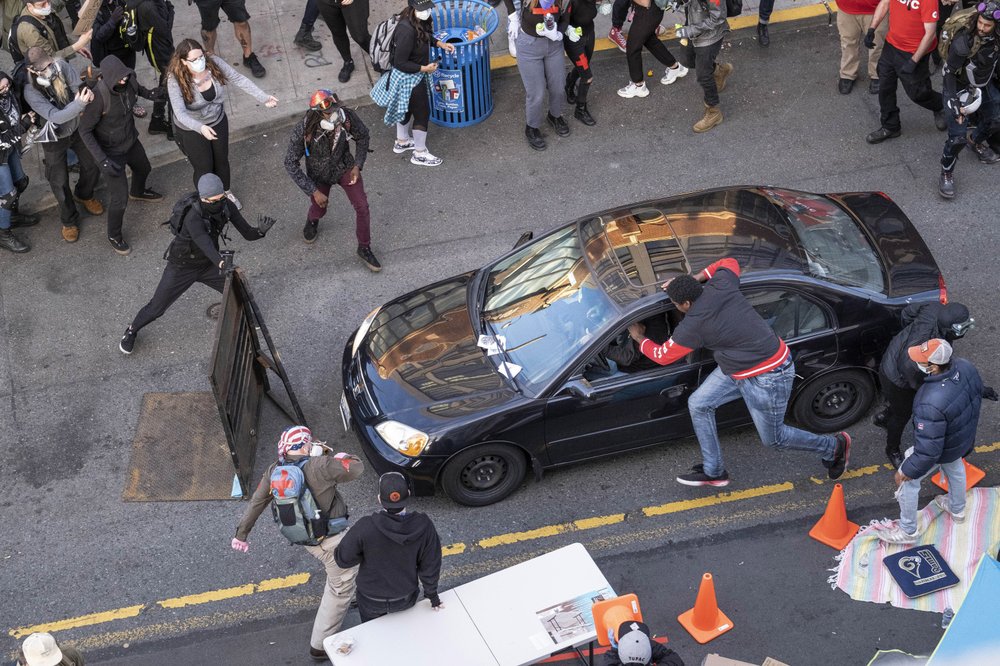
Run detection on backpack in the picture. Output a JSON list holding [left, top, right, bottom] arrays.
[[269, 460, 326, 546], [726, 0, 743, 17], [164, 192, 200, 236], [7, 15, 48, 63], [369, 14, 400, 74], [938, 7, 979, 61], [121, 3, 145, 51]]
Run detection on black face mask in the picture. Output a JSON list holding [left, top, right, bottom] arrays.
[[202, 199, 225, 215], [113, 78, 129, 92]]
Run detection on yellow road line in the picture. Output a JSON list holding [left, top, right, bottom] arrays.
[[442, 542, 467, 556], [976, 441, 1000, 454], [255, 573, 310, 592], [490, 1, 836, 70], [158, 584, 256, 609], [10, 606, 145, 639], [478, 513, 626, 549], [642, 482, 793, 516], [809, 464, 892, 485]]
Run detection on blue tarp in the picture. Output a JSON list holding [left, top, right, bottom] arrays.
[[926, 555, 1000, 665]]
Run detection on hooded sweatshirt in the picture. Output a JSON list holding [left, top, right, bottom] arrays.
[[23, 58, 87, 139], [77, 55, 156, 161], [334, 510, 442, 605], [879, 303, 971, 391]]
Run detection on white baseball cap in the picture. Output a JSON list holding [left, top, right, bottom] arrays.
[[21, 633, 63, 666]]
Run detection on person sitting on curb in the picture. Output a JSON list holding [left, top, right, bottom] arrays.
[[17, 633, 84, 666], [879, 339, 997, 543]]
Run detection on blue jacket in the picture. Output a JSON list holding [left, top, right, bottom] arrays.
[[901, 357, 984, 480]]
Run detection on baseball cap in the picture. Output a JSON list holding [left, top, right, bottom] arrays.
[[616, 621, 652, 665], [21, 633, 63, 666], [908, 338, 953, 365], [409, 0, 435, 11], [379, 472, 410, 509]]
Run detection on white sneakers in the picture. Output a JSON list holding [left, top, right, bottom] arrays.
[[411, 151, 443, 167], [877, 523, 920, 544], [661, 64, 689, 85], [934, 495, 966, 523], [617, 81, 649, 98], [393, 139, 415, 154]]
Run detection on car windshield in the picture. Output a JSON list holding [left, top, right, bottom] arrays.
[[764, 188, 886, 293], [480, 225, 616, 393]]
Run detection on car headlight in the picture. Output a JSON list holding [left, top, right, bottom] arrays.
[[351, 307, 381, 357], [375, 421, 430, 457]]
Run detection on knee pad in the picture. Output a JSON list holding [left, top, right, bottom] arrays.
[[14, 175, 28, 194], [0, 188, 17, 210]]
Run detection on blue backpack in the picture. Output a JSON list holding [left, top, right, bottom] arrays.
[[270, 461, 324, 546]]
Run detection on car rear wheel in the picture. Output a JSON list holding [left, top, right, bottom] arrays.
[[441, 444, 527, 507], [792, 369, 875, 433]]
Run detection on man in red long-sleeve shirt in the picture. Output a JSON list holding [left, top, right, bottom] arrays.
[[627, 258, 852, 487]]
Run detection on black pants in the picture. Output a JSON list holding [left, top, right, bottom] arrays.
[[611, 0, 629, 29], [565, 25, 596, 105], [315, 0, 371, 63], [41, 133, 100, 227], [131, 261, 225, 332], [683, 38, 724, 106], [758, 0, 775, 22], [626, 4, 676, 83], [879, 373, 917, 457], [105, 139, 152, 240], [356, 591, 418, 623], [403, 80, 430, 130], [877, 42, 942, 132], [176, 115, 231, 190]]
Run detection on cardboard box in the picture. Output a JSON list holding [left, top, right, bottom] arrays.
[[701, 655, 791, 666]]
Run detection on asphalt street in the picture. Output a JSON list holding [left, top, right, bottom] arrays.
[[2, 17, 999, 666]]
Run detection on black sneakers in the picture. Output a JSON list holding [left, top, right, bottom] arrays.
[[866, 127, 901, 144], [109, 236, 131, 255], [357, 246, 382, 272], [129, 188, 163, 202], [338, 60, 355, 83], [824, 432, 852, 480], [574, 104, 596, 126], [309, 646, 328, 662], [838, 78, 854, 95], [939, 169, 955, 199], [547, 113, 570, 137], [244, 52, 266, 78], [120, 326, 137, 354], [525, 125, 546, 151], [303, 219, 319, 243], [676, 464, 730, 487]]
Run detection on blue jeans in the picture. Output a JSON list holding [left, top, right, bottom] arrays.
[[941, 84, 1000, 170], [302, 0, 318, 29], [688, 359, 837, 477], [0, 150, 26, 230], [896, 449, 966, 534]]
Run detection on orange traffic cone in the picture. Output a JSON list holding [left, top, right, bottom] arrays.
[[809, 483, 860, 550], [677, 573, 733, 644], [593, 594, 643, 646], [932, 458, 984, 492]]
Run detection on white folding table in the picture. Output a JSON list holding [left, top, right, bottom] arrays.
[[324, 542, 614, 666]]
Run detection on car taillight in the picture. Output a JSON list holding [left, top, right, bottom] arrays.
[[938, 273, 948, 305]]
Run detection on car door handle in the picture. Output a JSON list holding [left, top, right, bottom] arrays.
[[661, 385, 687, 398]]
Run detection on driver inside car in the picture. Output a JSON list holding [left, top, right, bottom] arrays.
[[587, 313, 671, 379]]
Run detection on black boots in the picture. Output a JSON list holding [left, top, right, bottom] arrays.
[[757, 22, 770, 47], [338, 60, 355, 83], [293, 26, 322, 51], [575, 104, 596, 126], [525, 125, 546, 151], [0, 228, 29, 253], [565, 72, 577, 105]]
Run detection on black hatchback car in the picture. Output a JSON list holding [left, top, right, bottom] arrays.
[[340, 187, 945, 506]]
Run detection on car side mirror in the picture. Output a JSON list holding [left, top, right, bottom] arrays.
[[562, 377, 595, 400], [513, 231, 533, 249]]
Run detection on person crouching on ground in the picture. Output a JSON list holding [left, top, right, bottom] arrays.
[[371, 0, 455, 166], [284, 89, 380, 271]]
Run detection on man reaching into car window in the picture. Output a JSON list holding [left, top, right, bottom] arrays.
[[627, 258, 852, 487]]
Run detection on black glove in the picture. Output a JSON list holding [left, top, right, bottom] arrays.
[[257, 214, 277, 236], [901, 58, 917, 75], [109, 6, 124, 23], [426, 592, 441, 608], [100, 159, 123, 176], [984, 386, 998, 402], [863, 27, 876, 49]]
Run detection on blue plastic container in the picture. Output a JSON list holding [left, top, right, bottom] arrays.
[[428, 0, 499, 127]]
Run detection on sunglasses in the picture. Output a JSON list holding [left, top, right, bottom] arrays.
[[311, 97, 338, 111], [978, 3, 1000, 19]]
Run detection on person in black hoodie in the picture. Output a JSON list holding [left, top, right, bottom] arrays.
[[118, 173, 270, 354], [334, 472, 443, 622], [77, 54, 164, 255], [875, 301, 973, 468], [125, 0, 175, 134], [284, 89, 377, 270], [92, 0, 148, 119]]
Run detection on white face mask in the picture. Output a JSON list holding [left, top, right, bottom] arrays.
[[915, 362, 933, 375], [320, 118, 339, 130], [35, 74, 52, 87], [30, 3, 52, 16], [415, 8, 432, 20], [189, 56, 207, 73], [309, 444, 325, 457]]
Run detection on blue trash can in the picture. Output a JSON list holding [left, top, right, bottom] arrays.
[[428, 0, 499, 128]]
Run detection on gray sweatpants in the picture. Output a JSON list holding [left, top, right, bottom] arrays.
[[515, 31, 565, 128]]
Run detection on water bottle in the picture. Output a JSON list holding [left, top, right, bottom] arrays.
[[941, 607, 954, 629]]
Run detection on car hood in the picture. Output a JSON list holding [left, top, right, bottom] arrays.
[[828, 192, 942, 297], [355, 272, 518, 421]]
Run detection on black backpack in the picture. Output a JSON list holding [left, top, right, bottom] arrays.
[[121, 1, 146, 51], [726, 0, 743, 17], [7, 15, 47, 63], [164, 192, 201, 236]]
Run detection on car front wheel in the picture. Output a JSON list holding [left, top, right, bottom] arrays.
[[792, 369, 875, 433], [440, 444, 527, 507]]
